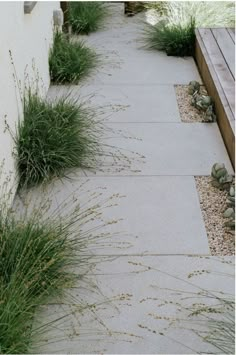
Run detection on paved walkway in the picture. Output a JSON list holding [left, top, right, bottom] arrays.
[[37, 4, 234, 354]]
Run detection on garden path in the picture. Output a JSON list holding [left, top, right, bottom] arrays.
[[37, 3, 234, 353]]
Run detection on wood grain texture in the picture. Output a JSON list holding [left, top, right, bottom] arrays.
[[195, 29, 235, 169], [227, 28, 235, 43], [212, 28, 235, 78], [198, 28, 235, 115]]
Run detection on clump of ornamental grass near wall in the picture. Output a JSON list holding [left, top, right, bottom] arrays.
[[15, 91, 104, 188], [0, 171, 123, 354], [0, 214, 77, 354], [144, 1, 235, 56], [15, 88, 146, 189], [49, 31, 97, 84], [68, 1, 108, 34]]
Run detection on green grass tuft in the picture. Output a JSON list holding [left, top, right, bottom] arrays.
[[49, 31, 97, 84], [16, 91, 102, 188], [144, 1, 235, 57], [0, 179, 114, 354], [0, 215, 77, 353], [68, 1, 107, 34], [144, 18, 195, 56]]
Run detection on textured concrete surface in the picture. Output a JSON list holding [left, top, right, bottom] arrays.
[[84, 55, 202, 86], [36, 2, 235, 353], [83, 123, 233, 176], [79, 10, 201, 86], [48, 84, 181, 123], [20, 176, 209, 255], [34, 256, 234, 354]]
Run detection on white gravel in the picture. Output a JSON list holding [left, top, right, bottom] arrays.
[[175, 85, 207, 123], [195, 176, 235, 256]]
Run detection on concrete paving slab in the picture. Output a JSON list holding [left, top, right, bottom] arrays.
[[34, 255, 234, 354], [29, 3, 235, 354], [78, 22, 143, 42], [83, 123, 234, 176], [48, 85, 181, 123], [81, 33, 147, 54], [18, 176, 209, 255], [76, 6, 201, 85], [84, 53, 202, 86], [77, 4, 145, 39]]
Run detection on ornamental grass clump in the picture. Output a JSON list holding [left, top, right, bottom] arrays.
[[49, 31, 97, 83], [0, 171, 123, 353], [68, 1, 107, 34], [144, 1, 235, 56], [0, 195, 87, 353], [16, 91, 103, 188], [0, 215, 77, 353], [144, 17, 195, 56]]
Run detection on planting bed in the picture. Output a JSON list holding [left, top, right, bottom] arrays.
[[175, 84, 209, 123], [195, 176, 235, 256]]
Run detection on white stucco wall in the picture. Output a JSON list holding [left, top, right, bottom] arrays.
[[0, 1, 60, 202]]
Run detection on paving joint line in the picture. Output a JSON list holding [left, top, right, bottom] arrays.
[[81, 174, 211, 178]]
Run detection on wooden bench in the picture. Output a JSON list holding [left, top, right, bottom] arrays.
[[195, 28, 235, 169]]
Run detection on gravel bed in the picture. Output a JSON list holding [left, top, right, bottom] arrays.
[[175, 85, 207, 123], [195, 176, 235, 256]]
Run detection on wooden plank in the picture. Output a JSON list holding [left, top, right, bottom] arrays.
[[195, 30, 235, 169], [227, 28, 235, 43], [212, 28, 235, 78], [196, 30, 234, 122], [198, 28, 235, 116]]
